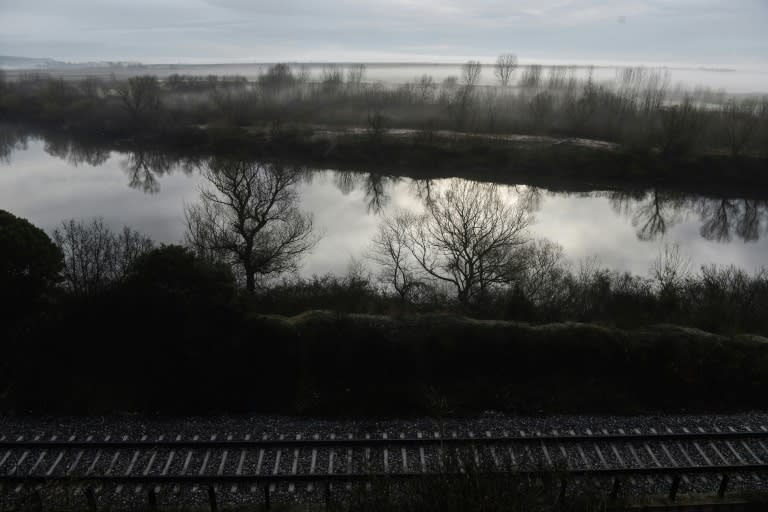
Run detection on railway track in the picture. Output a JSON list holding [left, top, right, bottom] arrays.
[[1, 424, 768, 508]]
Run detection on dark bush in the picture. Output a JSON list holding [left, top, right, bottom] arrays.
[[0, 210, 63, 400], [9, 245, 243, 413], [0, 209, 62, 312]]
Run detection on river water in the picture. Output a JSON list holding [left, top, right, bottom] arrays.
[[1, 137, 766, 278]]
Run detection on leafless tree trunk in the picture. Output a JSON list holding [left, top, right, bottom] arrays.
[[373, 179, 531, 303], [494, 53, 518, 86], [368, 211, 422, 301], [184, 159, 318, 293], [462, 61, 482, 89], [455, 60, 482, 128]]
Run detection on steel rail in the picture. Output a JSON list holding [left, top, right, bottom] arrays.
[[0, 463, 766, 484], [2, 429, 768, 449]]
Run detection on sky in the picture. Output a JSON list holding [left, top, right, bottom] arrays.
[[0, 0, 766, 69]]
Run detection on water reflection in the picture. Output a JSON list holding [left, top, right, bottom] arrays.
[[43, 137, 110, 168], [3, 126, 768, 249], [0, 125, 29, 164], [608, 189, 686, 241], [410, 178, 436, 205], [331, 170, 399, 213], [606, 189, 768, 243], [120, 150, 197, 194]]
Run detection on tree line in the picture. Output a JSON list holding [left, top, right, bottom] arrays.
[[2, 57, 767, 160]]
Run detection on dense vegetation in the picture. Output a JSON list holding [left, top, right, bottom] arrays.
[[2, 210, 768, 416], [1, 63, 767, 191]]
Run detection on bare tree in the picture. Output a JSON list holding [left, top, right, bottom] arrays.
[[494, 53, 518, 87], [52, 218, 154, 296], [346, 64, 366, 87], [650, 243, 692, 296], [516, 238, 570, 307], [374, 179, 531, 302], [455, 60, 483, 128], [116, 75, 161, 122], [461, 60, 482, 89], [415, 74, 436, 102], [368, 211, 422, 301], [184, 159, 318, 293]]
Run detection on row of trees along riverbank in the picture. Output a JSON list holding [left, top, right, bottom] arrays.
[[1, 61, 767, 184]]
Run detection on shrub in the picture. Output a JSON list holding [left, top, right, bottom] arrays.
[[52, 218, 153, 296], [0, 209, 62, 310]]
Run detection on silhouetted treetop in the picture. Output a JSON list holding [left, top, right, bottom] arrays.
[[0, 210, 63, 307]]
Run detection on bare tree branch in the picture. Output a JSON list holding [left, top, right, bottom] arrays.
[[184, 159, 319, 292], [494, 53, 518, 86], [372, 179, 531, 303]]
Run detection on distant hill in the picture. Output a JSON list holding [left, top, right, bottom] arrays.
[[0, 55, 72, 70], [0, 56, 142, 71]]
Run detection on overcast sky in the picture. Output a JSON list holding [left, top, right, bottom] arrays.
[[1, 0, 766, 69]]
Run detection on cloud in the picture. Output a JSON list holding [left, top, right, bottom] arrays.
[[0, 0, 765, 68]]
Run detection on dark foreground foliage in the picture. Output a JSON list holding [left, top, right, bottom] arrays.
[[3, 211, 768, 416], [6, 297, 768, 415]]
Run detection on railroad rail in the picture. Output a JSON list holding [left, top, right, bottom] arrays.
[[1, 425, 768, 508]]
